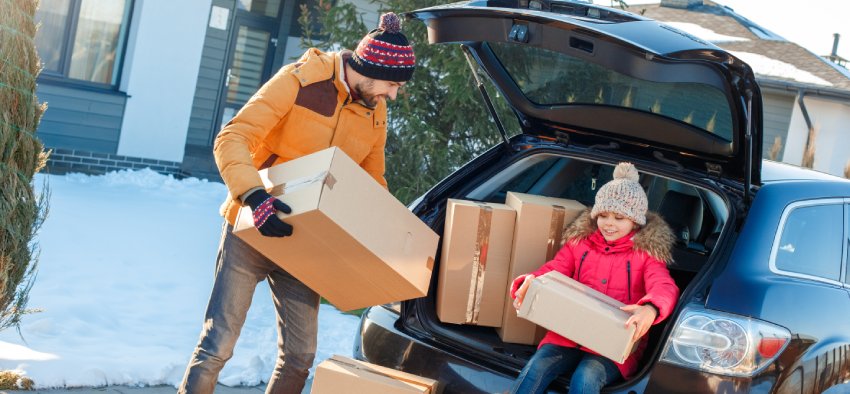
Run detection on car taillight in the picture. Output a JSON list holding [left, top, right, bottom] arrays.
[[659, 305, 791, 377], [757, 337, 786, 358]]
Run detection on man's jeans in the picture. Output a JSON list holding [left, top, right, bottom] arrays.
[[510, 344, 621, 394], [179, 224, 320, 394]]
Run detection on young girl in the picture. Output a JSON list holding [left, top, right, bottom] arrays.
[[509, 162, 679, 394]]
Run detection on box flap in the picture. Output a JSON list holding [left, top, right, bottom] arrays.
[[328, 355, 437, 391]]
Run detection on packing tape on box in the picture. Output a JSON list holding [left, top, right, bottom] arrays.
[[329, 357, 433, 391], [465, 203, 493, 324], [546, 205, 567, 261], [266, 170, 337, 197]]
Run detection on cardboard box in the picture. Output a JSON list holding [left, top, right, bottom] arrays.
[[233, 147, 439, 311], [311, 355, 438, 394], [497, 192, 586, 344], [437, 200, 516, 327], [518, 271, 638, 364]]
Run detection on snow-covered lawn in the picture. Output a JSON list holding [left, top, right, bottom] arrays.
[[0, 170, 359, 388]]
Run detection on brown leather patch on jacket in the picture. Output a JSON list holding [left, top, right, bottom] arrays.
[[294, 78, 337, 117], [259, 154, 278, 170]]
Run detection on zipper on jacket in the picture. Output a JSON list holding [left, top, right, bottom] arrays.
[[331, 98, 347, 145], [574, 251, 589, 280], [627, 260, 631, 302]]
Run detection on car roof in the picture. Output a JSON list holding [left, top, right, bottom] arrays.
[[761, 160, 850, 184]]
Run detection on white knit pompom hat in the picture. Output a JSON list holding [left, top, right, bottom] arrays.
[[590, 162, 648, 226]]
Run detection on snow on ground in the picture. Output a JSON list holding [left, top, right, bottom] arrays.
[[0, 169, 360, 388]]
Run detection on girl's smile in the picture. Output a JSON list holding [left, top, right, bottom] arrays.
[[596, 211, 637, 242]]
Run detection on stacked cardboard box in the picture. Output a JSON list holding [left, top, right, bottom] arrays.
[[498, 192, 586, 345], [437, 200, 516, 326], [311, 355, 438, 394], [233, 147, 440, 312], [517, 271, 638, 363]]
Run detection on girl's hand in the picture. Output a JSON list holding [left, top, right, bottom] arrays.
[[512, 274, 535, 310], [621, 303, 658, 342]]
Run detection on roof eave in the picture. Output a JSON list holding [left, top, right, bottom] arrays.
[[757, 78, 850, 102]]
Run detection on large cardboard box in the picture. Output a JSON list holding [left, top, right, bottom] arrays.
[[517, 271, 638, 363], [498, 192, 586, 344], [437, 200, 516, 327], [233, 147, 439, 311], [311, 355, 439, 394]]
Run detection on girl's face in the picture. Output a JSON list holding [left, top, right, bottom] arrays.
[[596, 211, 637, 242]]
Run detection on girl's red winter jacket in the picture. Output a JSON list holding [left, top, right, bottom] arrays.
[[511, 210, 679, 379]]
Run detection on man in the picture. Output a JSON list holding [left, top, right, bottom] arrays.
[[179, 12, 415, 394]]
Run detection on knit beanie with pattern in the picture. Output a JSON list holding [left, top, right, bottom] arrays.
[[347, 12, 415, 82], [590, 162, 648, 226]]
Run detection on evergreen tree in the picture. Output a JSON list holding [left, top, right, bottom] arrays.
[[299, 0, 520, 204], [0, 0, 49, 331]]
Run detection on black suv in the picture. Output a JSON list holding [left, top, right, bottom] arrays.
[[354, 1, 850, 393]]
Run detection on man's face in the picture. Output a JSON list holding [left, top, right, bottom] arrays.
[[352, 78, 405, 107]]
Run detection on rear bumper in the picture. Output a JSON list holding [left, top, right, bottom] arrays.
[[354, 305, 525, 394], [354, 305, 757, 394]]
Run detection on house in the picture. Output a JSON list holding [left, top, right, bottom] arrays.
[[33, 0, 379, 180], [640, 0, 850, 176], [33, 0, 850, 179]]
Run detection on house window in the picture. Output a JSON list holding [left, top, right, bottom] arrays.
[[35, 0, 132, 87], [237, 0, 282, 18], [289, 0, 325, 37]]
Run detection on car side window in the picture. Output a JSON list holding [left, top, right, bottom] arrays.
[[774, 203, 843, 282]]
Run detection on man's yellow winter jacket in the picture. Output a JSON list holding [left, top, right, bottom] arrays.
[[214, 48, 388, 225]]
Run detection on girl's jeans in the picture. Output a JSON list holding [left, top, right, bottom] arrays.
[[510, 344, 621, 394], [179, 223, 320, 394]]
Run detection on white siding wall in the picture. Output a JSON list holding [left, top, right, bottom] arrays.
[[784, 102, 808, 166], [117, 0, 213, 162], [784, 95, 850, 176]]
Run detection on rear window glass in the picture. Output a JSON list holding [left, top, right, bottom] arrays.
[[488, 42, 734, 141], [774, 203, 843, 281]]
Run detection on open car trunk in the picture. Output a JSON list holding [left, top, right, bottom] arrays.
[[402, 144, 730, 389]]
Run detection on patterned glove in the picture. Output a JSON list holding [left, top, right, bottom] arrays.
[[244, 190, 293, 237]]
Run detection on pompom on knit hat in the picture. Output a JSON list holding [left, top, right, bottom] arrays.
[[347, 12, 416, 82], [590, 162, 649, 226]]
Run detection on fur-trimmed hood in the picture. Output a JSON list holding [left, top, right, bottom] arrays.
[[563, 209, 675, 263]]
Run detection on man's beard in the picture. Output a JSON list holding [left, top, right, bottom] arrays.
[[352, 79, 381, 108]]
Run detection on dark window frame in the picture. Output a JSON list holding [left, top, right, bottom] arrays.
[[35, 0, 134, 91], [844, 202, 850, 286]]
